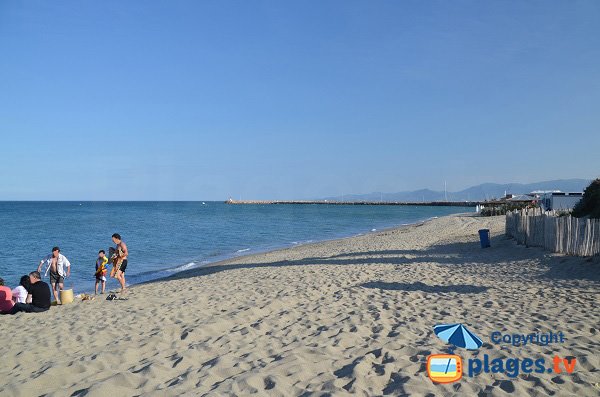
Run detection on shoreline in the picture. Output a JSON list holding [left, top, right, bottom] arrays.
[[2, 213, 598, 396], [2, 202, 475, 295], [103, 214, 454, 294]]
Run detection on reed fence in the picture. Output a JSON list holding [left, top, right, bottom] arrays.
[[505, 208, 600, 256]]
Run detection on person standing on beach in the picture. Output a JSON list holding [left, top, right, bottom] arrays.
[[111, 233, 128, 293], [95, 250, 109, 294], [37, 246, 71, 304]]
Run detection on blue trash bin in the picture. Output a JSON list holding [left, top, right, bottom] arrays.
[[478, 229, 491, 248]]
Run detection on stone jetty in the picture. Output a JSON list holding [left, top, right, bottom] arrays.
[[225, 199, 480, 207]]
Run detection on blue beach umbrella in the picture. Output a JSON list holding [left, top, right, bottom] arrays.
[[433, 323, 483, 350]]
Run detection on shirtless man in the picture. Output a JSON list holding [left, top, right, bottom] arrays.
[[37, 246, 71, 304], [111, 233, 128, 293]]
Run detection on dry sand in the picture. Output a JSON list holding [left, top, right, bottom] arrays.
[[1, 214, 599, 396]]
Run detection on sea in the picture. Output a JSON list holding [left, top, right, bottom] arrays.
[[0, 202, 473, 293]]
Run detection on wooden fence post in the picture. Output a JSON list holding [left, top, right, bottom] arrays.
[[505, 209, 600, 256]]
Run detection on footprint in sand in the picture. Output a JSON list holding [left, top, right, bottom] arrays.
[[172, 356, 183, 368], [382, 373, 410, 394], [493, 379, 515, 393], [551, 376, 565, 384], [264, 377, 276, 390], [372, 363, 385, 375], [371, 325, 384, 335]]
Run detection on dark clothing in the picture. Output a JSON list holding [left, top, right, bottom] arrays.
[[27, 281, 52, 309], [6, 281, 51, 315], [120, 259, 128, 273], [50, 271, 64, 285], [9, 302, 49, 314]]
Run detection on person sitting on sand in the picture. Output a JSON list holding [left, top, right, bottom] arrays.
[[12, 275, 30, 304], [95, 249, 109, 294], [111, 233, 128, 293], [8, 271, 51, 314], [37, 246, 71, 304], [0, 278, 15, 314]]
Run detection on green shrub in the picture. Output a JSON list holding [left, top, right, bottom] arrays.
[[480, 202, 536, 216], [572, 178, 600, 219]]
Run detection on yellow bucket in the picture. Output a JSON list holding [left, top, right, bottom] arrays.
[[60, 289, 74, 305]]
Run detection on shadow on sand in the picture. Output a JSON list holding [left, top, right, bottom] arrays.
[[360, 281, 489, 294], [142, 232, 600, 287]]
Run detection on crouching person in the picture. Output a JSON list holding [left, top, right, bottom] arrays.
[[9, 271, 51, 314]]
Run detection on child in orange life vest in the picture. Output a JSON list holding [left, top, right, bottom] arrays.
[[94, 250, 109, 294]]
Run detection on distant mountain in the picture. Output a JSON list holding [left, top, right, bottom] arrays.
[[323, 179, 592, 202]]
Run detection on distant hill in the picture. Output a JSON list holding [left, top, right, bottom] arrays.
[[323, 179, 592, 202]]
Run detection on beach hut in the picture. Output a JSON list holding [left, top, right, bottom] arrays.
[[539, 192, 583, 211]]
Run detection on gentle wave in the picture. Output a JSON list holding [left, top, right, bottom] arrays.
[[0, 202, 474, 293], [166, 262, 198, 273], [291, 239, 314, 245]]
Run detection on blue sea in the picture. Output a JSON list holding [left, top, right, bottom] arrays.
[[0, 202, 473, 293]]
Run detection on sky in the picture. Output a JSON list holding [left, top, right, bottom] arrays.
[[1, 1, 599, 200]]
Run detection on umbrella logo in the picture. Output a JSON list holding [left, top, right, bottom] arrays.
[[427, 323, 482, 384], [433, 323, 483, 351]]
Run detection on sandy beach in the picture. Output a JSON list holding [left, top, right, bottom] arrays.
[[1, 214, 599, 396]]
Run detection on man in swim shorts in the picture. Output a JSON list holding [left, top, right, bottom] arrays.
[[111, 233, 128, 293], [37, 246, 71, 304]]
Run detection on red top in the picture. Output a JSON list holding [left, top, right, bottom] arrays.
[[0, 286, 15, 313]]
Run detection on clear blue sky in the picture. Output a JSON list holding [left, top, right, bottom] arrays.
[[1, 1, 599, 200]]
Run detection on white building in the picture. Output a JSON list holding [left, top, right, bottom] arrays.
[[539, 192, 583, 211]]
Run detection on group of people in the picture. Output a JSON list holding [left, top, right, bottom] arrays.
[[93, 233, 128, 294], [0, 271, 51, 314], [0, 233, 128, 315]]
